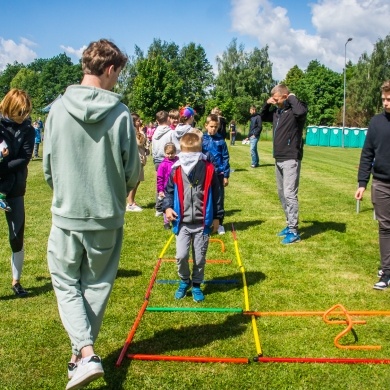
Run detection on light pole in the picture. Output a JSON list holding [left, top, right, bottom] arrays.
[[342, 37, 353, 148]]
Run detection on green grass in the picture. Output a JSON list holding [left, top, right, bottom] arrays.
[[1, 142, 389, 390]]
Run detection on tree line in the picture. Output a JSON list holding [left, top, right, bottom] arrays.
[[1, 35, 389, 128]]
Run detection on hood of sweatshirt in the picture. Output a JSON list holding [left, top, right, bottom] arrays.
[[153, 125, 172, 140], [61, 85, 122, 124], [174, 123, 192, 138]]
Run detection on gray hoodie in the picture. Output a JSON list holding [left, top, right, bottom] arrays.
[[43, 85, 140, 231], [171, 123, 193, 153], [152, 124, 172, 164]]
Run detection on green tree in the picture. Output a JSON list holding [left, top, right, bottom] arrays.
[[178, 43, 214, 115], [284, 60, 343, 126], [213, 39, 275, 124], [347, 34, 390, 126], [0, 62, 25, 99]]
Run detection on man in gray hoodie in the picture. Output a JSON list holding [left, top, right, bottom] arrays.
[[43, 39, 140, 390]]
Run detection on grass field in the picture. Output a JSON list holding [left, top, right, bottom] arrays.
[[1, 140, 389, 390]]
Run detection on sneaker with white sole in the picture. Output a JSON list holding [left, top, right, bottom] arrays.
[[68, 362, 77, 379], [66, 355, 104, 390], [217, 225, 225, 235], [192, 287, 205, 302], [174, 280, 191, 299], [377, 269, 384, 278], [281, 231, 301, 244], [126, 203, 142, 212], [373, 274, 390, 290]]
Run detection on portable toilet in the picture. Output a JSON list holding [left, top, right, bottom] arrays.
[[318, 126, 330, 147], [306, 126, 319, 146], [329, 127, 342, 147]]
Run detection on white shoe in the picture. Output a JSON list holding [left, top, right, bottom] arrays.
[[155, 210, 163, 217], [218, 225, 225, 235], [126, 203, 142, 212], [66, 355, 104, 390]]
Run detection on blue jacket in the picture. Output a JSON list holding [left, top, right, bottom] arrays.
[[202, 133, 230, 178], [162, 160, 223, 235]]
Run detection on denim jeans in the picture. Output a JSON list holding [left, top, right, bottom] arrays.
[[249, 136, 259, 166], [275, 159, 301, 232], [372, 179, 390, 274]]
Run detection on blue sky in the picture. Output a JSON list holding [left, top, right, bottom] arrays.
[[1, 0, 389, 80]]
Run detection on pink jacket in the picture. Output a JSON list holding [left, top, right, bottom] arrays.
[[157, 156, 179, 193]]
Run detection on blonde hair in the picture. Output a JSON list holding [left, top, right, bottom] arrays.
[[180, 132, 202, 152], [0, 89, 32, 124]]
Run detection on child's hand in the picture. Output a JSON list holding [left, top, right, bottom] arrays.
[[212, 219, 219, 233], [2, 148, 9, 157], [223, 178, 229, 187], [165, 208, 177, 222]]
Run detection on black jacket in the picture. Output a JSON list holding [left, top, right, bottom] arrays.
[[260, 94, 307, 161], [0, 117, 34, 198], [358, 111, 390, 188], [248, 113, 262, 138]]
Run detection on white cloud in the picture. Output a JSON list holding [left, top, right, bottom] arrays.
[[231, 0, 390, 80], [60, 45, 87, 59], [0, 37, 37, 70]]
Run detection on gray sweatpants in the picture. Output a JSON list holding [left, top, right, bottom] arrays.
[[47, 224, 123, 356], [275, 159, 301, 232], [175, 224, 209, 284], [372, 179, 390, 275]]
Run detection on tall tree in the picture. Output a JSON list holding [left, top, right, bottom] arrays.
[[213, 39, 275, 124], [177, 43, 214, 115], [0, 62, 25, 99]]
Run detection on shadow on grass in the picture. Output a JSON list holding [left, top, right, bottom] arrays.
[[301, 220, 346, 239], [116, 269, 142, 279], [224, 208, 241, 217], [228, 219, 265, 232], [96, 314, 250, 389], [203, 271, 266, 296], [0, 276, 53, 301]]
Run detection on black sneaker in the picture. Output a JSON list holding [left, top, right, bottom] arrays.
[[373, 274, 390, 290], [11, 283, 28, 297]]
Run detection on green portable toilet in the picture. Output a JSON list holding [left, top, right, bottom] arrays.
[[318, 126, 330, 146], [359, 128, 368, 147], [329, 127, 342, 147], [343, 128, 351, 147], [306, 126, 319, 146], [349, 128, 361, 148]]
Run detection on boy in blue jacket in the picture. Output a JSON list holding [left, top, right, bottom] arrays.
[[162, 132, 222, 302], [202, 113, 230, 234]]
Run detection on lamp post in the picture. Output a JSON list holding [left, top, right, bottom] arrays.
[[342, 37, 353, 148]]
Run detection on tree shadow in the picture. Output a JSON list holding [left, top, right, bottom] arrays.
[[116, 269, 142, 279], [203, 271, 266, 296], [300, 220, 347, 240], [228, 219, 265, 232]]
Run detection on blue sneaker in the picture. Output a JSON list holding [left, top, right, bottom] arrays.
[[174, 280, 191, 299], [192, 287, 204, 302], [282, 231, 301, 244], [277, 226, 289, 236], [0, 199, 11, 212]]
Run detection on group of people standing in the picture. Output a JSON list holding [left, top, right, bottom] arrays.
[[1, 36, 389, 390]]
